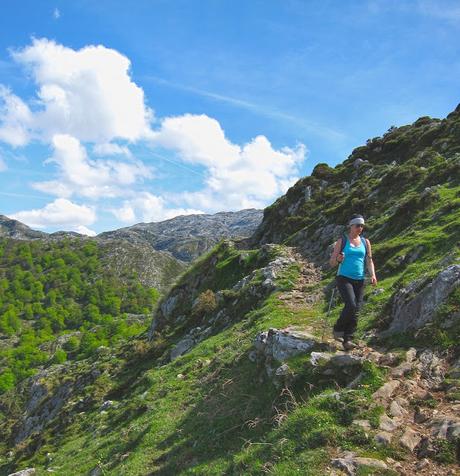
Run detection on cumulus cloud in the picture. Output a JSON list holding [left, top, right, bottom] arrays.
[[111, 192, 203, 223], [151, 114, 305, 211], [0, 38, 308, 231], [92, 142, 132, 157], [0, 86, 33, 147], [32, 134, 152, 199], [10, 198, 96, 233], [9, 38, 153, 143]]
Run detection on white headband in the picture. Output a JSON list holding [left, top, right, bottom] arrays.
[[349, 217, 365, 226]]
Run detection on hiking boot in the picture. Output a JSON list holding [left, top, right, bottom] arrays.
[[333, 330, 344, 341], [343, 340, 357, 351]]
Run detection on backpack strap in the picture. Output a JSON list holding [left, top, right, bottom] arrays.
[[360, 234, 371, 259]]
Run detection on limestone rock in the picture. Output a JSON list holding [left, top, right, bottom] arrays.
[[429, 416, 460, 440], [386, 265, 460, 333], [400, 428, 422, 452], [170, 337, 195, 361], [352, 419, 371, 431], [375, 431, 392, 446], [391, 361, 413, 378], [372, 380, 400, 404], [254, 328, 324, 363], [390, 400, 408, 417], [379, 414, 401, 432], [331, 452, 387, 476], [8, 470, 36, 476]]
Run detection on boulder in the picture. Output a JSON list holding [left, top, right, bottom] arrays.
[[170, 337, 195, 361], [331, 451, 387, 476], [429, 416, 460, 440], [385, 265, 460, 333], [400, 428, 422, 452], [254, 328, 324, 363], [372, 380, 400, 404], [8, 470, 36, 476], [375, 431, 392, 446]]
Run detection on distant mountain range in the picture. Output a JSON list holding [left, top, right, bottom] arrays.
[[0, 209, 263, 290]]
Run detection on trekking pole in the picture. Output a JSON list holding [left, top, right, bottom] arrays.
[[322, 285, 336, 341], [327, 286, 336, 317]]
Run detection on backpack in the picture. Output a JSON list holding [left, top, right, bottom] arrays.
[[339, 233, 370, 259]]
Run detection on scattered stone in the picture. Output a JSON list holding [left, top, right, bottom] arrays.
[[379, 414, 401, 432], [429, 416, 460, 440], [99, 400, 114, 411], [176, 374, 185, 380], [353, 457, 387, 471], [414, 406, 431, 424], [7, 470, 36, 476], [406, 347, 418, 363], [390, 400, 408, 418], [400, 428, 422, 452], [416, 458, 430, 470], [372, 380, 400, 404], [275, 363, 291, 377], [331, 452, 387, 475], [378, 353, 399, 367], [375, 431, 392, 446], [391, 361, 413, 378], [352, 419, 371, 431]]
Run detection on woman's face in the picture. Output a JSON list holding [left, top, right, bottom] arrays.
[[352, 223, 364, 234]]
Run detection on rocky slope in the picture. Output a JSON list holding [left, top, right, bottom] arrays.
[[98, 209, 263, 262], [0, 105, 459, 475]]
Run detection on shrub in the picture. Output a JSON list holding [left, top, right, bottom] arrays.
[[192, 290, 217, 319]]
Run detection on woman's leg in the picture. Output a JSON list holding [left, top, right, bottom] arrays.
[[343, 279, 365, 340], [334, 276, 357, 335]]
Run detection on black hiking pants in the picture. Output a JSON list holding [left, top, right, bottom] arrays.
[[333, 275, 365, 340]]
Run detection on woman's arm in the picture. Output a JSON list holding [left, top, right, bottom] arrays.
[[365, 239, 377, 284], [329, 238, 344, 268]]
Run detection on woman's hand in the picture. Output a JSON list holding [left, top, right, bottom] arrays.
[[370, 275, 378, 285]]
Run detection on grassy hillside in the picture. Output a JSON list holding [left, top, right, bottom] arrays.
[[0, 238, 160, 395], [1, 106, 459, 475]]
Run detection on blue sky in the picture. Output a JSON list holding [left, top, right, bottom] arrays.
[[0, 0, 459, 234]]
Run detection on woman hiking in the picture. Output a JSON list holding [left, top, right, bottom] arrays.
[[329, 214, 377, 350]]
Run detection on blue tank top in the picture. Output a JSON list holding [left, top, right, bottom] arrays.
[[337, 237, 366, 280]]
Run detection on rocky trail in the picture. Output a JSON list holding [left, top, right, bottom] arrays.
[[253, 247, 460, 475]]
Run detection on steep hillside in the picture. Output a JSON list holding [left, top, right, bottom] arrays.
[[98, 209, 263, 262], [0, 106, 459, 476]]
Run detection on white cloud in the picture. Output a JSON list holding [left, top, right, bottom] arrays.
[[53, 8, 60, 19], [9, 38, 153, 143], [93, 142, 132, 157], [10, 198, 96, 231], [1, 38, 308, 229], [151, 114, 306, 211], [32, 134, 152, 199], [0, 86, 33, 147], [74, 225, 96, 236], [111, 192, 203, 223]]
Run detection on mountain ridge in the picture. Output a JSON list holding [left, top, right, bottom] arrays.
[[1, 105, 459, 475]]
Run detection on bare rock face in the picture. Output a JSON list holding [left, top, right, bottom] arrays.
[[7, 469, 36, 476], [331, 451, 387, 475], [254, 328, 323, 362], [385, 265, 460, 334]]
